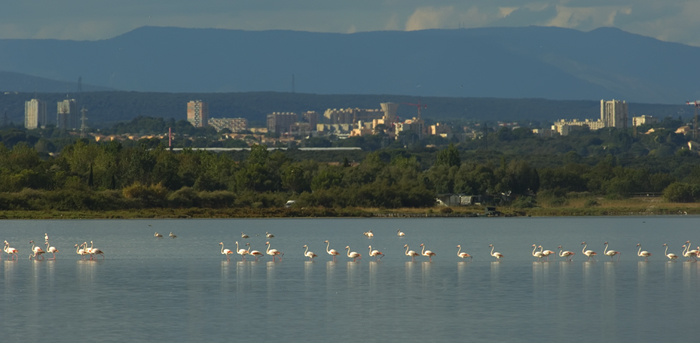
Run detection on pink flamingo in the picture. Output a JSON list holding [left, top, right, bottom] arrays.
[[4, 240, 18, 261], [29, 240, 45, 260], [404, 244, 419, 262], [603, 242, 621, 261], [235, 241, 248, 261], [246, 243, 264, 262], [368, 245, 384, 261], [541, 247, 555, 261], [324, 240, 340, 261], [456, 245, 472, 261], [532, 244, 544, 261], [637, 243, 652, 261], [558, 246, 575, 261], [662, 244, 678, 261], [345, 246, 361, 262], [489, 244, 503, 261], [581, 242, 597, 261], [303, 245, 318, 261], [74, 243, 88, 260], [45, 241, 59, 260], [266, 241, 283, 262], [88, 241, 104, 260], [219, 242, 234, 261], [420, 243, 436, 262]]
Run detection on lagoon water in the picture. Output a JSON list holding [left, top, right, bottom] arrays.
[[1, 217, 699, 342]]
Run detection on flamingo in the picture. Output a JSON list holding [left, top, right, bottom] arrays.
[[88, 241, 105, 260], [635, 243, 651, 261], [246, 243, 265, 261], [241, 232, 249, 239], [368, 245, 384, 261], [681, 245, 696, 261], [541, 247, 556, 261], [663, 244, 678, 261], [266, 232, 274, 238], [456, 245, 472, 261], [532, 244, 544, 261], [581, 242, 597, 261], [558, 246, 575, 261], [4, 240, 18, 261], [603, 242, 621, 261], [45, 241, 59, 260], [489, 244, 503, 261], [169, 232, 177, 238], [363, 230, 374, 238], [420, 243, 436, 262], [29, 240, 45, 260], [235, 241, 248, 261], [219, 242, 234, 261], [265, 241, 283, 262], [404, 244, 419, 262], [44, 233, 49, 244], [397, 229, 405, 237], [303, 245, 318, 261], [324, 240, 340, 262], [345, 246, 361, 262], [154, 232, 163, 238], [74, 243, 88, 260], [685, 241, 698, 257]]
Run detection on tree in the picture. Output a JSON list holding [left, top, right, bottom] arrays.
[[435, 143, 460, 168]]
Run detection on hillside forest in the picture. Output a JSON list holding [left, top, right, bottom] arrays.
[[2, 114, 700, 212]]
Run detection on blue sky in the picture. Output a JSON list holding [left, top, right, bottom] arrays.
[[1, 0, 698, 46]]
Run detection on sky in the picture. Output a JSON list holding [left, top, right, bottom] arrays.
[[1, 0, 699, 46]]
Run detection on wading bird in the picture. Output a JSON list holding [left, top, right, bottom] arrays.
[[397, 229, 405, 237], [489, 244, 503, 261], [456, 245, 472, 261], [219, 242, 234, 262], [604, 242, 621, 261], [581, 242, 597, 261], [345, 246, 361, 262], [663, 243, 678, 261], [266, 241, 283, 262], [246, 243, 264, 262], [45, 241, 58, 260], [404, 244, 419, 262], [324, 240, 340, 262], [303, 245, 318, 261], [368, 246, 384, 261], [420, 243, 436, 262], [532, 244, 544, 261], [154, 232, 163, 238], [4, 240, 18, 261], [169, 232, 177, 238], [637, 243, 652, 261], [558, 246, 575, 261], [29, 240, 45, 260]]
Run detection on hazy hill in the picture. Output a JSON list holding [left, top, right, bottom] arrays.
[[0, 26, 698, 104], [0, 71, 113, 93]]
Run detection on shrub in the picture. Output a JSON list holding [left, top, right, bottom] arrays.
[[584, 199, 599, 207]]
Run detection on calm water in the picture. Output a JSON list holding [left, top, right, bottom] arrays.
[[1, 217, 699, 342]]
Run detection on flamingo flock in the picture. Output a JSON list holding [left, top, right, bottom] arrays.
[[215, 230, 700, 264], [5, 229, 697, 264]]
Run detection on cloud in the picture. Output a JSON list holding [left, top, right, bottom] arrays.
[[405, 7, 455, 31], [546, 5, 632, 30]]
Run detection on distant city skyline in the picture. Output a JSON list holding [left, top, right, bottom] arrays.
[[1, 1, 699, 46]]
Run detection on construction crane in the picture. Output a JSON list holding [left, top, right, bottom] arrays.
[[688, 100, 700, 139], [402, 100, 427, 120]]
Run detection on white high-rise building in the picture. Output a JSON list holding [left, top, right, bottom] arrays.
[[25, 99, 47, 129], [57, 99, 78, 129], [601, 99, 628, 129]]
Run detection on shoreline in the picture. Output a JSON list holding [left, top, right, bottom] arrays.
[[0, 199, 697, 219]]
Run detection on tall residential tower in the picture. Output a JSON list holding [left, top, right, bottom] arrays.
[[187, 100, 209, 128], [24, 99, 47, 129]]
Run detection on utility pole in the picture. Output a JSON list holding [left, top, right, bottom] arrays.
[[80, 106, 88, 138]]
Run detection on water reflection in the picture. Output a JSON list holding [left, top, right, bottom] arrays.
[[347, 261, 360, 288], [421, 261, 432, 291], [457, 261, 470, 287], [405, 261, 417, 290], [368, 261, 378, 291], [490, 261, 500, 287], [601, 261, 617, 339]]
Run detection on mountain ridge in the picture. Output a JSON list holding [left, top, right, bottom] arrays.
[[0, 26, 698, 104]]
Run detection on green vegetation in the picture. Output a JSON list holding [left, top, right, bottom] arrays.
[[3, 115, 700, 218]]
